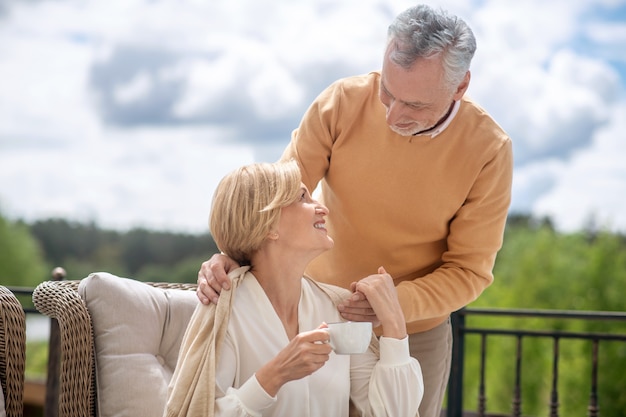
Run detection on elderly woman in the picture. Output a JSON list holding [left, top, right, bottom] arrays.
[[165, 160, 423, 417]]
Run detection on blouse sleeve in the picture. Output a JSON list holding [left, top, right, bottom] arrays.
[[214, 335, 277, 417], [349, 337, 423, 417]]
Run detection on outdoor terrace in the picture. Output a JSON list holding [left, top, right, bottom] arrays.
[[7, 279, 626, 417]]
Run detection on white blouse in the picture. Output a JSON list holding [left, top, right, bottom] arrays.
[[214, 274, 423, 417]]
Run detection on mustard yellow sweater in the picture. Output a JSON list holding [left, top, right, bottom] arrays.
[[282, 71, 513, 334]]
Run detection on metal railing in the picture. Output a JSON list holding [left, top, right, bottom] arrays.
[[5, 286, 38, 315], [446, 307, 626, 417], [8, 282, 626, 417]]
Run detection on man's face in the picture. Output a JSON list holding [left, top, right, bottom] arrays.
[[379, 49, 459, 136]]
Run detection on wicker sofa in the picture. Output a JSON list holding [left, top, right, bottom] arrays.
[[0, 285, 26, 417], [32, 273, 198, 417]]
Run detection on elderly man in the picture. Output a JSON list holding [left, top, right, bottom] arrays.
[[198, 5, 513, 417]]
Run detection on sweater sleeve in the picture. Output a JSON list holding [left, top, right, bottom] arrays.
[[280, 79, 343, 192], [397, 137, 513, 323]]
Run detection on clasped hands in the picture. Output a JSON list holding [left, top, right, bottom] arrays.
[[197, 255, 403, 332]]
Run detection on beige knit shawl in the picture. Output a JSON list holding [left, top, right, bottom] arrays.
[[163, 266, 379, 417]]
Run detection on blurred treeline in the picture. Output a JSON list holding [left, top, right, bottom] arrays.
[[1, 213, 625, 415], [464, 215, 626, 416], [1, 216, 218, 287]]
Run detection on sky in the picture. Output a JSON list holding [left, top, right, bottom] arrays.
[[1, 0, 625, 236]]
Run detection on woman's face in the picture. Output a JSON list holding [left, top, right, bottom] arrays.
[[274, 184, 333, 255]]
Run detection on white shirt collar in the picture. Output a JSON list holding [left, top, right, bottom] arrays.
[[412, 99, 460, 138]]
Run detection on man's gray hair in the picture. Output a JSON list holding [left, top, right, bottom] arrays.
[[387, 4, 476, 90]]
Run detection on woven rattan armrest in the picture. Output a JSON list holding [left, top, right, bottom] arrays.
[[0, 285, 26, 417], [32, 278, 199, 417], [33, 280, 96, 417]]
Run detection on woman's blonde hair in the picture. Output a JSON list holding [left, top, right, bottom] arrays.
[[209, 159, 302, 265]]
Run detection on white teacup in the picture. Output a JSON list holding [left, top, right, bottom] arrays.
[[325, 321, 372, 355]]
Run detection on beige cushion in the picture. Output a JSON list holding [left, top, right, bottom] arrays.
[[79, 272, 198, 417]]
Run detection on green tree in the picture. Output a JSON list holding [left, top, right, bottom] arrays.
[[0, 214, 47, 287], [28, 218, 109, 266], [460, 223, 626, 416], [120, 228, 217, 275], [27, 219, 218, 280], [135, 256, 207, 284]]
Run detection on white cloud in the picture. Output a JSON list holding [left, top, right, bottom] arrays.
[[173, 42, 305, 120], [510, 160, 563, 214], [533, 102, 626, 232], [0, 24, 97, 147], [248, 58, 305, 120], [172, 58, 234, 119], [470, 5, 623, 164], [551, 49, 620, 103], [0, 0, 625, 234], [0, 125, 254, 233], [114, 71, 154, 104]]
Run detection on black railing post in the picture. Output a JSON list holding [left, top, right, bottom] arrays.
[[587, 340, 599, 417], [44, 267, 66, 417], [512, 335, 523, 417], [447, 309, 465, 417], [478, 333, 487, 417], [549, 337, 560, 417]]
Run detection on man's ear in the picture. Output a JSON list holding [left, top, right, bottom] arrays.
[[453, 71, 471, 101]]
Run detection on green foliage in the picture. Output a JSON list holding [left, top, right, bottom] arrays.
[[134, 256, 209, 284], [27, 218, 218, 281], [120, 228, 218, 275], [25, 341, 49, 381], [0, 215, 47, 287], [460, 220, 626, 416], [27, 219, 108, 267], [3, 211, 625, 416]]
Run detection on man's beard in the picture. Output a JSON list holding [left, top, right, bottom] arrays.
[[389, 122, 431, 137], [389, 101, 455, 137]]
